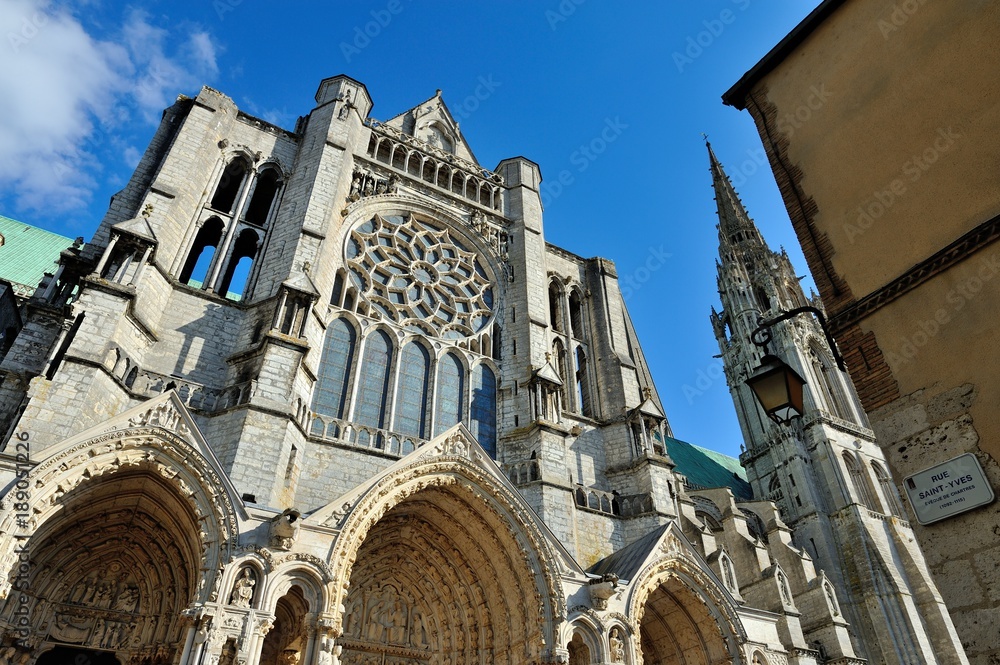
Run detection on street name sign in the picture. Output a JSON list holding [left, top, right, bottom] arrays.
[[903, 453, 994, 525]]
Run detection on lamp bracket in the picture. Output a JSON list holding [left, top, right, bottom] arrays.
[[750, 306, 846, 371]]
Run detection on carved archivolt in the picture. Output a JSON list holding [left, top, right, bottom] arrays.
[[626, 547, 746, 665], [0, 424, 238, 605], [326, 437, 566, 658], [0, 416, 241, 662]]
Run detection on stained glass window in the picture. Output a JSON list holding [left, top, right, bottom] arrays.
[[354, 329, 393, 429], [346, 214, 494, 336], [311, 318, 356, 420], [394, 342, 431, 438], [434, 353, 464, 436], [471, 364, 497, 458]]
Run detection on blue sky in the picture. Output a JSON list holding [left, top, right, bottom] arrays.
[[0, 1, 820, 458]]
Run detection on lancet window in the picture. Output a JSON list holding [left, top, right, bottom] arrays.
[[178, 156, 283, 301], [310, 320, 498, 458], [310, 212, 500, 456], [843, 452, 880, 511]]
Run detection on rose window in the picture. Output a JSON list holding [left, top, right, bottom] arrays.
[[346, 214, 494, 338]]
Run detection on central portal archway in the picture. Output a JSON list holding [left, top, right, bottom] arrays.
[[338, 483, 548, 665]]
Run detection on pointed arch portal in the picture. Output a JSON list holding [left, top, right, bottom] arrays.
[[4, 468, 203, 662], [339, 484, 543, 664], [639, 578, 730, 665], [0, 395, 239, 665], [627, 545, 744, 665], [330, 438, 567, 665]]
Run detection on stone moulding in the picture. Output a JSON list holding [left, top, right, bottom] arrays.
[[0, 393, 243, 604], [320, 427, 570, 644]]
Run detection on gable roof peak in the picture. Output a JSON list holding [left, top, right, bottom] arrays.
[[384, 91, 480, 166]]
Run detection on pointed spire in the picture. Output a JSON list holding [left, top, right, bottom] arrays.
[[707, 142, 766, 250]]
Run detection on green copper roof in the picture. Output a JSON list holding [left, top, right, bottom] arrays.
[[0, 215, 73, 297], [665, 436, 753, 500]]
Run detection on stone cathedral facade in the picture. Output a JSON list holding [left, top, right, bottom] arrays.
[[0, 76, 965, 665]]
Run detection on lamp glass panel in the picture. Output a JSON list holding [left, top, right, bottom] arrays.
[[749, 368, 791, 412]]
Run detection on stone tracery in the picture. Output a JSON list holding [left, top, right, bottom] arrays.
[[346, 213, 494, 338]]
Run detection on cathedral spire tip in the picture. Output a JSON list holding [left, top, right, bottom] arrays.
[[707, 143, 766, 252]]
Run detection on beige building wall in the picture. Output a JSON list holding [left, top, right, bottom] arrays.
[[724, 1, 1000, 662]]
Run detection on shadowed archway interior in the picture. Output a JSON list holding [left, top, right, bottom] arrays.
[[639, 577, 730, 665], [36, 646, 122, 665], [339, 484, 546, 665], [3, 470, 202, 665]]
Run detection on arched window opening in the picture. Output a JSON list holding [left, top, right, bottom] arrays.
[[567, 632, 591, 665], [311, 319, 357, 426], [548, 282, 563, 331], [210, 159, 249, 214], [434, 353, 464, 436], [218, 229, 259, 300], [393, 342, 431, 439], [569, 289, 586, 340], [552, 339, 569, 410], [422, 160, 435, 183], [575, 346, 592, 416], [843, 452, 879, 510], [124, 365, 138, 388], [873, 462, 903, 517], [471, 364, 497, 458], [391, 148, 405, 171], [180, 218, 224, 286], [375, 139, 391, 164], [768, 474, 783, 499], [754, 285, 770, 311], [354, 329, 393, 430], [243, 168, 281, 226], [331, 270, 345, 307]]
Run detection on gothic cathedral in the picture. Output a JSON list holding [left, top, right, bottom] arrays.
[[0, 77, 967, 665]]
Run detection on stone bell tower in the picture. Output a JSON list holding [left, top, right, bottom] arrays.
[[708, 143, 968, 665]]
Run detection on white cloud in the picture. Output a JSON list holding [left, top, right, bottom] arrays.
[[0, 1, 219, 214]]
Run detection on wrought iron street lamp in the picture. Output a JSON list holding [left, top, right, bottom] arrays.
[[746, 306, 845, 425]]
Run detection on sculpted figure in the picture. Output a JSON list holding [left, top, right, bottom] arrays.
[[610, 627, 625, 663], [387, 600, 406, 644], [349, 171, 362, 200], [410, 610, 427, 648], [230, 568, 256, 608], [113, 585, 140, 613]]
